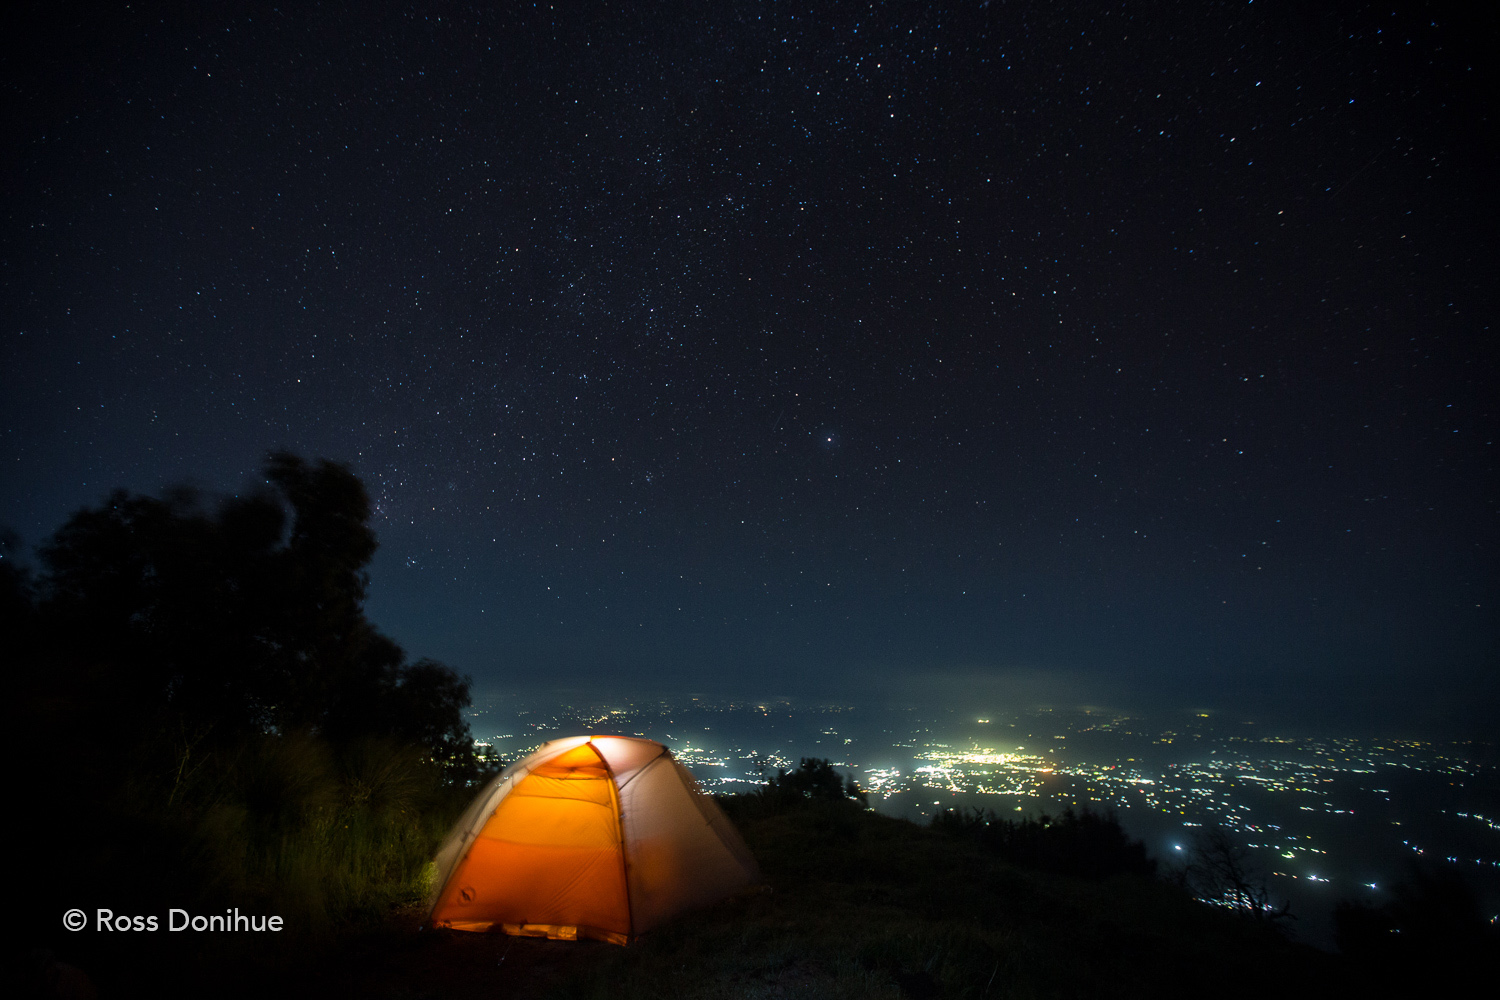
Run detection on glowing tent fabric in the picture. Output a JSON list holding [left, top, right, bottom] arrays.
[[426, 735, 760, 945]]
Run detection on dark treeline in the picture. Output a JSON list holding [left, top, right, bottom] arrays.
[[13, 454, 489, 986]]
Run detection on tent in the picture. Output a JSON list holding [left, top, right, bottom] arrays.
[[426, 735, 760, 945]]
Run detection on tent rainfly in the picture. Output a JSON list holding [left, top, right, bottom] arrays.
[[426, 735, 760, 945]]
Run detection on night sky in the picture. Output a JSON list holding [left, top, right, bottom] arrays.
[[3, 3, 1494, 733]]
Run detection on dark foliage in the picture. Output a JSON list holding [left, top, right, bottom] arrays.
[[932, 805, 1157, 880], [718, 757, 867, 821], [764, 757, 868, 805], [0, 526, 36, 664], [27, 452, 475, 772], [16, 453, 481, 976], [1176, 826, 1292, 925]]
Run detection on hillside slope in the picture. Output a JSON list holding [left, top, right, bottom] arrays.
[[297, 801, 1336, 1000]]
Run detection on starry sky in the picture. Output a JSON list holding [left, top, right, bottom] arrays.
[[3, 2, 1494, 734]]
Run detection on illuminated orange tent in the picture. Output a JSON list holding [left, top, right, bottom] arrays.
[[426, 735, 760, 945]]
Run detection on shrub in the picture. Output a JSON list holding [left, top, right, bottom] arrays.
[[719, 758, 867, 821]]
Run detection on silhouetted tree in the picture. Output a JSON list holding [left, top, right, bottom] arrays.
[[18, 454, 490, 978], [1179, 826, 1292, 925], [29, 452, 477, 779], [379, 657, 486, 780], [39, 485, 282, 740], [763, 757, 868, 806], [721, 758, 868, 819]]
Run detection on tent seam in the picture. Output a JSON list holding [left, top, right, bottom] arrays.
[[590, 738, 637, 942]]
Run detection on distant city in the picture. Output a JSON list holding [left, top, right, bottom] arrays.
[[467, 695, 1499, 948]]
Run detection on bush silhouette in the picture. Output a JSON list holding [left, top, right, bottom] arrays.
[[720, 758, 867, 821], [766, 757, 868, 804]]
